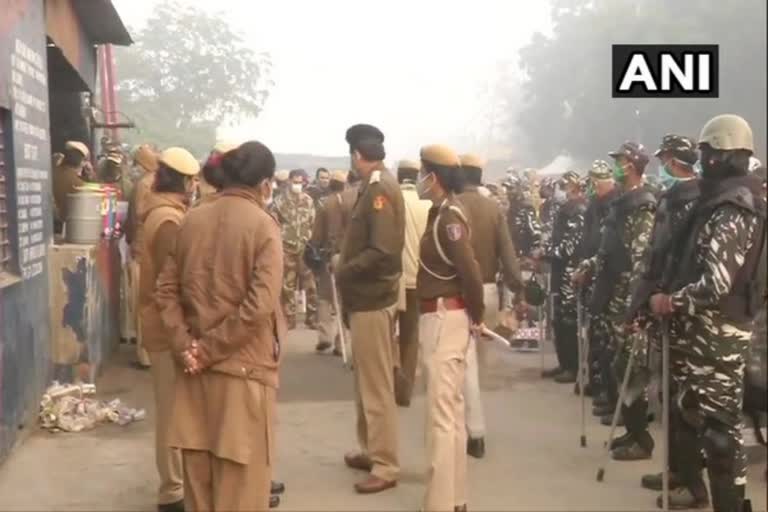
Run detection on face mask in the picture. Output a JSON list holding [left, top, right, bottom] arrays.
[[416, 173, 435, 200], [613, 162, 627, 183], [262, 181, 274, 206], [291, 183, 302, 194], [658, 164, 677, 190]]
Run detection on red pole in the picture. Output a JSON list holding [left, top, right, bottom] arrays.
[[103, 44, 119, 141]]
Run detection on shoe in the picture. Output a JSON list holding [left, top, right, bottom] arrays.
[[593, 394, 609, 408], [612, 441, 652, 461], [542, 366, 563, 378], [524, 340, 539, 351], [344, 452, 373, 471], [332, 348, 342, 357], [271, 481, 285, 495], [656, 486, 710, 509], [158, 500, 184, 512], [354, 475, 397, 494], [593, 404, 615, 417], [609, 431, 633, 450], [641, 472, 682, 491], [554, 370, 577, 383], [573, 381, 594, 396], [467, 437, 485, 459], [270, 495, 280, 508], [601, 413, 624, 427], [131, 361, 151, 371], [454, 505, 467, 512], [315, 341, 332, 352]]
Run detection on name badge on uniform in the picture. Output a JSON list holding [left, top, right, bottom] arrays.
[[446, 223, 463, 241]]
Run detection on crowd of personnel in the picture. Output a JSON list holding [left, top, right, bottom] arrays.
[[49, 113, 767, 512]]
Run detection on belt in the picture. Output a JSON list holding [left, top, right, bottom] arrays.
[[420, 296, 466, 313]]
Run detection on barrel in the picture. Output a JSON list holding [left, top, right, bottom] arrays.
[[66, 191, 104, 244]]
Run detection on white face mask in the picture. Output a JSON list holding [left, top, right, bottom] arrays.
[[263, 181, 274, 206], [290, 183, 302, 194], [416, 173, 435, 200]]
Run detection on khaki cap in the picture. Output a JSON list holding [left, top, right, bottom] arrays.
[[397, 159, 421, 171], [420, 144, 460, 167], [159, 147, 200, 176], [459, 153, 486, 169], [330, 169, 348, 182], [133, 144, 159, 172], [275, 169, 290, 182], [65, 141, 89, 158]]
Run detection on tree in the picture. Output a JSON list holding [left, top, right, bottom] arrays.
[[513, 0, 767, 166], [113, 0, 273, 156]]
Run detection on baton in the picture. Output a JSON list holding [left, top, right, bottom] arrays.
[[661, 318, 671, 512], [577, 293, 587, 448], [482, 327, 512, 348], [329, 273, 349, 368]]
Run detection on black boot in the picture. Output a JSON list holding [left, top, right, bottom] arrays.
[[542, 366, 563, 378], [467, 437, 485, 459], [641, 471, 682, 491], [656, 483, 710, 510], [609, 431, 633, 450], [270, 495, 280, 508], [271, 481, 285, 495], [158, 501, 184, 512]]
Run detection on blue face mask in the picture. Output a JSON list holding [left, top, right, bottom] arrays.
[[658, 164, 678, 190]]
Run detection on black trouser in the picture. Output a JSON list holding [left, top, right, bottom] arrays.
[[553, 318, 578, 373], [621, 398, 653, 450]]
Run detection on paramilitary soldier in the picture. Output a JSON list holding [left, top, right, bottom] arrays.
[[504, 174, 542, 260], [417, 144, 484, 512], [576, 161, 620, 401], [538, 171, 587, 384], [651, 114, 766, 512], [538, 176, 561, 249], [625, 134, 704, 508], [575, 142, 657, 460], [458, 153, 522, 459], [335, 124, 405, 494]]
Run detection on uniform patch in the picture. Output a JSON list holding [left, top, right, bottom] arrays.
[[446, 223, 463, 241], [373, 195, 386, 210]]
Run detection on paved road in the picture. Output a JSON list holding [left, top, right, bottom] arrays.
[[0, 329, 765, 511]]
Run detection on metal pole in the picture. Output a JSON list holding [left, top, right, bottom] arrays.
[[329, 273, 349, 369], [104, 44, 119, 141], [577, 294, 587, 447], [661, 319, 671, 512], [596, 334, 641, 482]]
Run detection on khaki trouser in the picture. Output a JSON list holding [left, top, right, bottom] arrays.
[[133, 260, 151, 366], [316, 268, 339, 348], [148, 350, 184, 505], [420, 300, 470, 512], [463, 283, 499, 438], [349, 306, 399, 482], [120, 261, 137, 340], [182, 448, 270, 512], [395, 288, 420, 405]]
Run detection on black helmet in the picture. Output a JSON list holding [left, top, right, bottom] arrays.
[[654, 134, 698, 165]]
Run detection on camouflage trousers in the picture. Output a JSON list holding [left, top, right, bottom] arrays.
[[281, 250, 318, 329], [553, 267, 578, 372], [587, 312, 612, 390], [671, 312, 751, 484]]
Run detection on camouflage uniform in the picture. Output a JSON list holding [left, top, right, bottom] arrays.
[[579, 184, 656, 452], [547, 190, 586, 375], [273, 190, 318, 328], [539, 195, 561, 250], [507, 198, 542, 258]]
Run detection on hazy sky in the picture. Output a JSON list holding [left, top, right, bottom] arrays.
[[113, 0, 551, 158]]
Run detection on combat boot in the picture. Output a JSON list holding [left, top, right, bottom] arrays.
[[467, 437, 485, 459], [656, 484, 710, 510], [641, 471, 682, 491], [593, 404, 614, 416], [542, 366, 563, 378], [554, 370, 577, 383], [612, 431, 654, 461], [609, 431, 633, 450]]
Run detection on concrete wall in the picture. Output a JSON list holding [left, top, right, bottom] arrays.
[[0, 0, 55, 464]]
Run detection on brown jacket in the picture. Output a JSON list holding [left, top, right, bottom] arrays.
[[310, 191, 346, 255], [52, 164, 85, 222], [337, 169, 405, 312], [459, 186, 523, 292], [139, 193, 187, 352], [154, 186, 286, 388], [417, 196, 484, 323], [127, 171, 156, 258]]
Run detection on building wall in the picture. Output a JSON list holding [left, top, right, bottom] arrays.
[[0, 0, 54, 463]]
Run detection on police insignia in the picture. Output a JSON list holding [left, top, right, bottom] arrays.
[[373, 195, 386, 210], [446, 223, 463, 241]]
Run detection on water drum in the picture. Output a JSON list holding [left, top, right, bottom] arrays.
[[66, 191, 104, 244]]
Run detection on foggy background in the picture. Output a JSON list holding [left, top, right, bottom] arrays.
[[111, 0, 767, 181]]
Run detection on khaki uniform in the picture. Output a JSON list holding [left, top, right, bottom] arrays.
[[310, 192, 346, 348], [395, 184, 430, 405], [52, 163, 85, 225], [336, 168, 405, 482], [457, 186, 523, 439], [139, 192, 188, 505], [155, 187, 286, 512], [417, 197, 483, 512]]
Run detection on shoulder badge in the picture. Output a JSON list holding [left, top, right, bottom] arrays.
[[370, 170, 382, 184], [446, 223, 464, 241], [373, 195, 387, 211]]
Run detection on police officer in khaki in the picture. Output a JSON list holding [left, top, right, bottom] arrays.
[[417, 145, 484, 512], [458, 153, 523, 459], [395, 159, 431, 406], [155, 141, 286, 512], [139, 147, 200, 512], [310, 169, 348, 354], [334, 124, 405, 494], [52, 140, 89, 233]]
